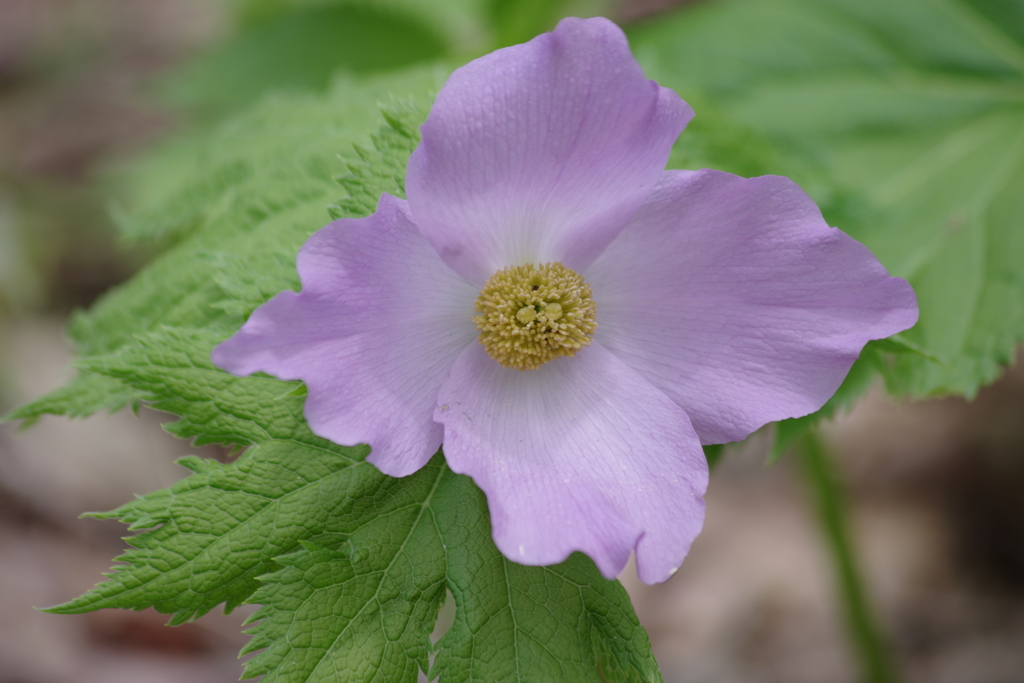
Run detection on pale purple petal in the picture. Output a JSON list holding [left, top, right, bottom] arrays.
[[406, 16, 692, 286], [212, 195, 478, 476], [586, 169, 919, 444], [435, 342, 708, 584]]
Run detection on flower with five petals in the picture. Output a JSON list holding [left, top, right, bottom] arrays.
[[212, 17, 918, 584]]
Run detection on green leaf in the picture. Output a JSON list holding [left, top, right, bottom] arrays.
[[34, 69, 665, 681], [2, 371, 135, 424], [244, 462, 660, 682], [48, 328, 661, 680], [241, 463, 448, 683], [431, 471, 663, 683], [115, 69, 445, 245], [45, 329, 378, 623], [870, 334, 944, 364], [631, 0, 1024, 398], [9, 67, 448, 423]]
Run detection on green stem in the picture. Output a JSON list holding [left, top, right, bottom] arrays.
[[798, 429, 900, 683]]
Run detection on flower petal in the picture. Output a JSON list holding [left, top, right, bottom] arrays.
[[587, 170, 919, 444], [407, 16, 692, 286], [212, 195, 478, 476], [435, 342, 708, 584]]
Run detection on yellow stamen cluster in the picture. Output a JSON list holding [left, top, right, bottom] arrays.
[[474, 262, 597, 370]]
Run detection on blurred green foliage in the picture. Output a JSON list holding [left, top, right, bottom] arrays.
[[162, 2, 448, 116], [488, 0, 573, 46]]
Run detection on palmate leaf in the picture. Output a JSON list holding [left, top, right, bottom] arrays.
[[50, 328, 661, 681], [245, 458, 658, 683], [7, 68, 448, 424], [631, 0, 1024, 399], [46, 330, 379, 622], [23, 62, 682, 680], [430, 474, 660, 683]]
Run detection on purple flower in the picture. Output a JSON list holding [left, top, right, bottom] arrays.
[[212, 17, 918, 584]]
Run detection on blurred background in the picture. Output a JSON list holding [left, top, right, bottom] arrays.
[[1, 1, 1022, 682]]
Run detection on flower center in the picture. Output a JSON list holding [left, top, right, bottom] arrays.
[[474, 262, 597, 370]]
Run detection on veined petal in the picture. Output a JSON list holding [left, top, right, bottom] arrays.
[[212, 195, 478, 476], [435, 342, 708, 584], [407, 16, 692, 286], [587, 170, 919, 444]]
